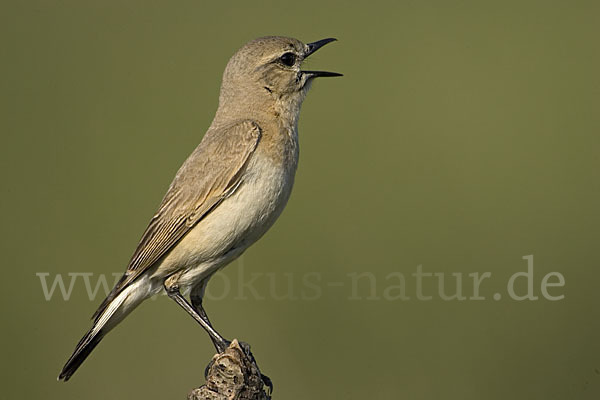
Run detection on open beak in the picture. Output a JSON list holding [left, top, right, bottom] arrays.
[[302, 38, 343, 78]]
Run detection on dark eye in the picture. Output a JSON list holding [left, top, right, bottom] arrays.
[[279, 52, 296, 67]]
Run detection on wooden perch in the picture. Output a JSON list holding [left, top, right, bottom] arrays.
[[188, 339, 272, 400]]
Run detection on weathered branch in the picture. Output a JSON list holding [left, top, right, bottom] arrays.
[[188, 339, 272, 400]]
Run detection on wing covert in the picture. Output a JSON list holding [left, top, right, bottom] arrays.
[[92, 120, 261, 321]]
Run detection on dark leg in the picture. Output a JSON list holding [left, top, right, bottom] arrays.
[[191, 290, 231, 351], [164, 278, 229, 353], [190, 283, 211, 325], [190, 279, 271, 393]]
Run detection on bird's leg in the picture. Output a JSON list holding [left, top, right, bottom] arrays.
[[164, 275, 230, 353], [189, 280, 212, 325], [190, 279, 271, 393], [190, 289, 231, 351]]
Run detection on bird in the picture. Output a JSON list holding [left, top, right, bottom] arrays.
[[58, 36, 341, 381]]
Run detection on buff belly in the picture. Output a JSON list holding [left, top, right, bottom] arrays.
[[149, 151, 296, 294]]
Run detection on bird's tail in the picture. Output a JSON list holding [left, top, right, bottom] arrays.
[[58, 283, 139, 381], [58, 327, 104, 381]]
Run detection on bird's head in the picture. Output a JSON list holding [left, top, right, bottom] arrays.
[[217, 36, 341, 121]]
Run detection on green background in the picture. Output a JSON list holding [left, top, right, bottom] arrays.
[[1, 0, 599, 399]]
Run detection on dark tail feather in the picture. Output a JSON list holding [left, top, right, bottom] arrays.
[[58, 328, 104, 381]]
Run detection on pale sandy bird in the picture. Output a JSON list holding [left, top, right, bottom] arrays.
[[58, 36, 341, 381]]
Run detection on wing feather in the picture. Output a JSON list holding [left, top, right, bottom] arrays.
[[92, 120, 261, 321]]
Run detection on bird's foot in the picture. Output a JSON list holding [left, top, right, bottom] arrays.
[[214, 338, 231, 354]]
